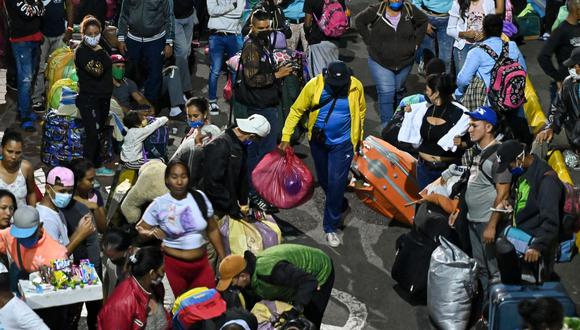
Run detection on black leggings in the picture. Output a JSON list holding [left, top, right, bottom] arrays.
[[304, 264, 335, 328], [76, 94, 111, 168]]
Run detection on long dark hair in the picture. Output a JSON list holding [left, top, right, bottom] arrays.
[[426, 73, 456, 104], [127, 246, 163, 278], [0, 189, 17, 211], [459, 0, 471, 20]]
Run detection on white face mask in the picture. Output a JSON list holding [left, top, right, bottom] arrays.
[[569, 67, 580, 80], [84, 34, 101, 47]]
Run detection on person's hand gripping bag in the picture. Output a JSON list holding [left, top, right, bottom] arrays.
[[252, 147, 314, 209]]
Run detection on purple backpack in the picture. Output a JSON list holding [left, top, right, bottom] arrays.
[[479, 42, 526, 113], [314, 0, 349, 38]]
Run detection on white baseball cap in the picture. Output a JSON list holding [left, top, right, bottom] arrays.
[[236, 114, 271, 138]]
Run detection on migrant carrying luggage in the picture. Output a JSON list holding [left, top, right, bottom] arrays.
[[350, 136, 419, 225], [488, 282, 578, 330]]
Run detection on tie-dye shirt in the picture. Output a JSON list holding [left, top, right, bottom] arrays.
[[142, 192, 213, 249]]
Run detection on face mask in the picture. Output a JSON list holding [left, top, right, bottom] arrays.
[[188, 120, 204, 129], [510, 166, 524, 176], [389, 1, 403, 11], [112, 66, 125, 80], [256, 30, 271, 43], [84, 34, 101, 47], [18, 235, 39, 249], [243, 140, 254, 146], [49, 186, 73, 209], [569, 68, 580, 80]]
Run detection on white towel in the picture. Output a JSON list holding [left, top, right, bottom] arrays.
[[398, 101, 429, 145], [437, 102, 471, 152]]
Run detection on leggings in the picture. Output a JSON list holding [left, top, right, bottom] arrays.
[[164, 251, 216, 298]]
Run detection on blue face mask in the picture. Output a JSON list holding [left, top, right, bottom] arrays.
[[188, 120, 204, 129], [18, 234, 39, 248], [242, 140, 253, 146], [389, 1, 403, 10], [510, 166, 525, 176], [49, 186, 73, 209]]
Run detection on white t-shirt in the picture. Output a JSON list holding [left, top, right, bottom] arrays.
[[0, 296, 50, 330], [36, 204, 69, 246], [142, 192, 212, 250]]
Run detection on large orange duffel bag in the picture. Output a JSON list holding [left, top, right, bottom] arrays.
[[350, 136, 420, 225]]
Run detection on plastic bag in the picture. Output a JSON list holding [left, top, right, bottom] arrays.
[[252, 148, 314, 209], [428, 236, 478, 330]]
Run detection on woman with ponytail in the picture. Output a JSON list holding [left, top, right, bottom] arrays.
[[416, 73, 469, 188], [97, 245, 171, 330]]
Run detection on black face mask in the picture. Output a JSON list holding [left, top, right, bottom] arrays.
[[256, 30, 271, 43], [324, 82, 349, 98]]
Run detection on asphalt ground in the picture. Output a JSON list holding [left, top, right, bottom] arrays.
[[0, 1, 579, 328]]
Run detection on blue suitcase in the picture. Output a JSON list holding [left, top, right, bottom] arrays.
[[489, 282, 577, 330]]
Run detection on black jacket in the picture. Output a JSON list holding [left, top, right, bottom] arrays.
[[5, 0, 44, 39], [537, 21, 580, 82], [514, 155, 562, 253], [547, 76, 580, 149], [355, 2, 428, 71], [241, 0, 292, 38], [74, 42, 113, 97], [201, 128, 248, 216]]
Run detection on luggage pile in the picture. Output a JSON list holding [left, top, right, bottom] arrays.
[[41, 111, 86, 167], [219, 210, 283, 256]]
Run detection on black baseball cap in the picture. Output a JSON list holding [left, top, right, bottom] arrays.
[[496, 140, 525, 172], [324, 61, 352, 87], [564, 47, 580, 67]]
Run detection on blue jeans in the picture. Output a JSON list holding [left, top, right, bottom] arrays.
[[417, 158, 446, 190], [368, 57, 412, 125], [246, 106, 281, 193], [310, 140, 353, 233], [208, 34, 243, 102], [453, 44, 474, 75], [12, 41, 40, 123], [126, 37, 165, 103], [417, 15, 453, 72]]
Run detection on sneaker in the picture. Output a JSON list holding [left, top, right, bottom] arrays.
[[209, 102, 220, 116], [326, 232, 341, 248], [32, 101, 44, 114], [249, 194, 279, 214], [95, 167, 115, 177], [169, 106, 182, 117]]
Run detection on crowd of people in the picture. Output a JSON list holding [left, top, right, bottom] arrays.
[[0, 0, 577, 328]]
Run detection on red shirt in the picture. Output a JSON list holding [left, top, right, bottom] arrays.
[[10, 32, 43, 43]]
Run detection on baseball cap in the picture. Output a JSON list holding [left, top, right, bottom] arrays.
[[216, 255, 247, 291], [496, 140, 525, 172], [111, 54, 126, 64], [324, 61, 352, 87], [47, 167, 75, 187], [467, 106, 498, 127], [563, 47, 580, 67], [236, 114, 271, 138], [10, 205, 40, 238]]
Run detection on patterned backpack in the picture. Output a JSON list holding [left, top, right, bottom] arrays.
[[479, 42, 526, 113], [314, 0, 349, 38]]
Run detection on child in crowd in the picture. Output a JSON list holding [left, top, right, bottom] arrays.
[[120, 112, 169, 169]]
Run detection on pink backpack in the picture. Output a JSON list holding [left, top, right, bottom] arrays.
[[314, 0, 349, 38]]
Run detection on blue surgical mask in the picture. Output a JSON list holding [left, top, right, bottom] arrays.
[[510, 166, 524, 176], [242, 140, 253, 146], [188, 120, 204, 129], [18, 235, 39, 248], [389, 1, 403, 11], [49, 186, 73, 209]]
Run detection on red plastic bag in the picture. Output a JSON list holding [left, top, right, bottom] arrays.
[[252, 148, 314, 209], [224, 74, 233, 102]]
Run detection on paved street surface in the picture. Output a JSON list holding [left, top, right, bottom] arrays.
[[0, 0, 579, 328]]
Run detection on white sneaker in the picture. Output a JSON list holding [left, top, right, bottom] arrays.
[[326, 232, 340, 248], [169, 106, 182, 117], [209, 102, 220, 115]]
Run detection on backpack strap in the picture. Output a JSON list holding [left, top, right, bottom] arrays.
[[190, 189, 209, 220], [370, 2, 388, 28], [478, 43, 499, 61], [499, 41, 509, 60], [404, 2, 415, 24], [478, 143, 500, 186]]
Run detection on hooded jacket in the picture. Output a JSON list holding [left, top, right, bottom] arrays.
[[547, 75, 580, 149], [355, 2, 428, 71]]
